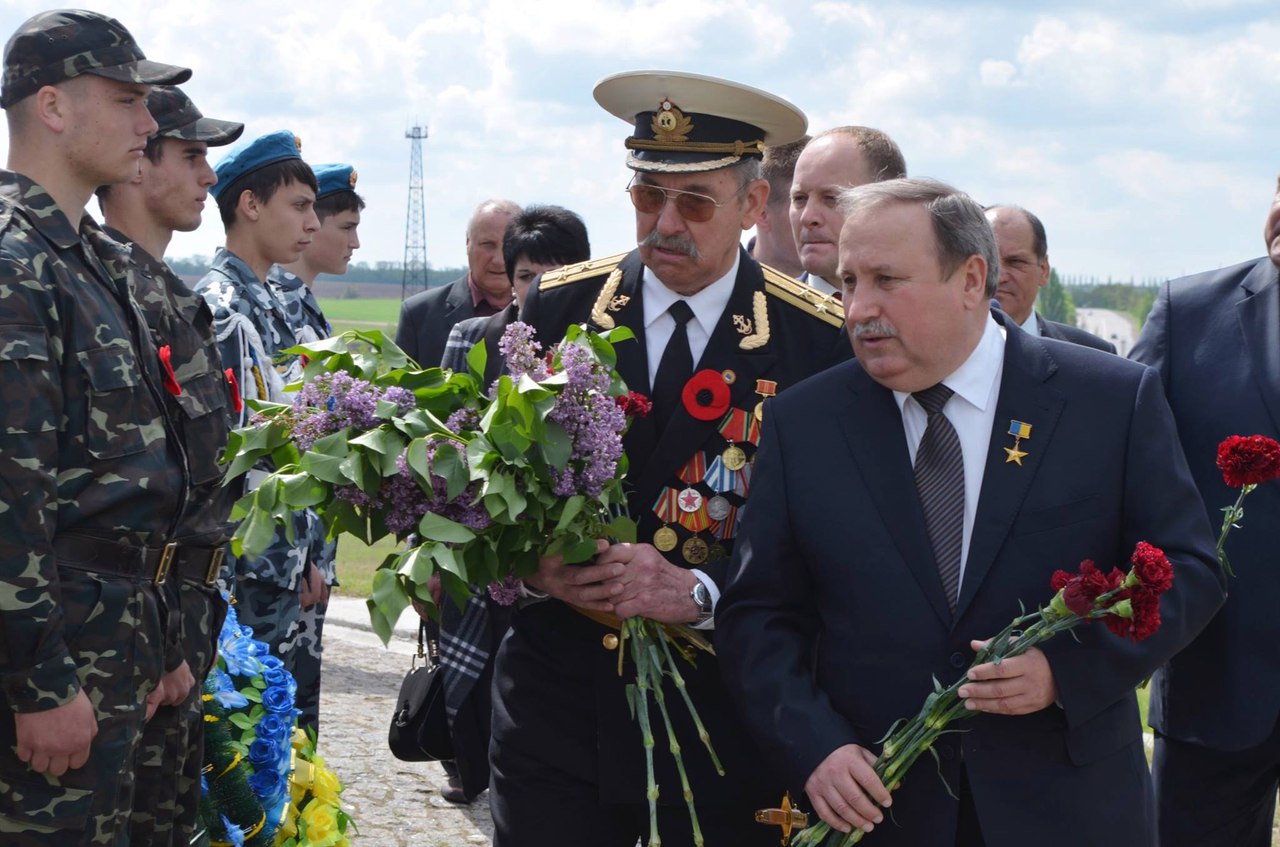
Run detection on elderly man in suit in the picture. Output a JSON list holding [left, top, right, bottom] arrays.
[[718, 178, 1224, 847], [394, 198, 519, 367], [1131, 178, 1280, 847], [489, 70, 849, 847], [984, 205, 1115, 352]]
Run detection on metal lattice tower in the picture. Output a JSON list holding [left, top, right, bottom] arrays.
[[401, 125, 429, 300]]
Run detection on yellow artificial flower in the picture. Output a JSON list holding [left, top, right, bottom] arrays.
[[311, 761, 343, 807], [300, 800, 341, 847], [277, 805, 299, 841]]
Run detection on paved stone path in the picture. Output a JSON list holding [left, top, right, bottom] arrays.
[[316, 619, 494, 846]]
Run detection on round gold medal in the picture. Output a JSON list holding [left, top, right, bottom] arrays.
[[754, 401, 765, 421], [654, 526, 678, 552], [682, 536, 709, 565], [722, 444, 747, 471]]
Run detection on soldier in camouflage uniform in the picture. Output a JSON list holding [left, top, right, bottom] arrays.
[[192, 132, 324, 708], [0, 11, 194, 846], [97, 85, 245, 847], [266, 163, 364, 733]]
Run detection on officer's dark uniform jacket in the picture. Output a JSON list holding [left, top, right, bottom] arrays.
[[495, 247, 850, 809]]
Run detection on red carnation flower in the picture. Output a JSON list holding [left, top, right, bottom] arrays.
[[1217, 434, 1280, 488], [682, 369, 732, 422], [1129, 541, 1174, 595], [1051, 560, 1125, 620], [1060, 579, 1098, 617], [1105, 590, 1162, 642], [615, 391, 653, 418]]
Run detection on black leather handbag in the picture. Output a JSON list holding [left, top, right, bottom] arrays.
[[387, 620, 454, 762]]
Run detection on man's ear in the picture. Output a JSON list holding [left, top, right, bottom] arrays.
[[738, 178, 770, 231], [959, 254, 990, 309], [32, 85, 68, 133], [237, 188, 261, 223]]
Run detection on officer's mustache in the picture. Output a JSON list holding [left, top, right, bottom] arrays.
[[852, 319, 898, 339], [642, 231, 701, 259]]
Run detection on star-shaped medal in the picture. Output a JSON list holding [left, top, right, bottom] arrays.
[[1004, 444, 1028, 465]]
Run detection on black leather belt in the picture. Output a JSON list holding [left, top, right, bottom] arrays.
[[53, 535, 175, 583], [167, 545, 225, 586]]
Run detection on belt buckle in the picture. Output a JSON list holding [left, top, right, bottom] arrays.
[[155, 542, 177, 585], [205, 548, 225, 586]]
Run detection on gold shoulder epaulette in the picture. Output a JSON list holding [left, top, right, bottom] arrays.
[[760, 264, 844, 328], [537, 252, 629, 291]]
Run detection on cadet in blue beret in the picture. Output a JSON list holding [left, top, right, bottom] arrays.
[[192, 132, 322, 708], [266, 163, 365, 735]]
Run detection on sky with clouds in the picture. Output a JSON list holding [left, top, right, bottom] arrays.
[[2, 0, 1278, 282]]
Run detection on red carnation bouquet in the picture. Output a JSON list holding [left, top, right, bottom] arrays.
[[1213, 434, 1280, 576], [788, 541, 1175, 847]]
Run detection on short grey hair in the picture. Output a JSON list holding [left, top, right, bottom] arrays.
[[468, 198, 521, 236], [838, 178, 998, 297]]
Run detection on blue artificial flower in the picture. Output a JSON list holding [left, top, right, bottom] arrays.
[[219, 633, 260, 678], [208, 669, 249, 709], [219, 814, 246, 847], [247, 766, 288, 807], [249, 638, 272, 658], [248, 736, 280, 770], [259, 655, 284, 672], [262, 684, 296, 715], [256, 712, 292, 743]]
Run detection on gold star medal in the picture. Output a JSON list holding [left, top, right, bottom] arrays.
[[1004, 419, 1032, 465]]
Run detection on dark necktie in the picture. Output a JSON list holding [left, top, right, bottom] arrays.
[[912, 383, 964, 611], [651, 300, 695, 432]]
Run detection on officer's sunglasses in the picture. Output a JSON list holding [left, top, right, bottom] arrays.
[[625, 179, 740, 223]]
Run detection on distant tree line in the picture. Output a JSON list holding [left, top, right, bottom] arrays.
[[1037, 272, 1158, 330], [166, 256, 467, 288]]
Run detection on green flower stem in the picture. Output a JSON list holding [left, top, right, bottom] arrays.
[[655, 624, 724, 775], [629, 631, 661, 847], [645, 642, 704, 847], [1215, 484, 1252, 578]]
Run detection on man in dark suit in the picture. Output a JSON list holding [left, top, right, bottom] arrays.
[[718, 178, 1224, 847], [488, 71, 849, 847], [984, 205, 1116, 353], [1131, 178, 1280, 847], [394, 198, 519, 367]]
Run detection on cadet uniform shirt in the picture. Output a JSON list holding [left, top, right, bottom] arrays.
[[0, 171, 187, 711]]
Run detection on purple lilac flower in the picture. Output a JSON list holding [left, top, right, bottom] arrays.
[[500, 322, 548, 381], [487, 575, 523, 606], [546, 341, 626, 497], [288, 372, 412, 451]]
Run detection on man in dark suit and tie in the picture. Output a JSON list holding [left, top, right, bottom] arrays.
[[718, 178, 1224, 847], [488, 70, 849, 847], [394, 198, 519, 367], [1131, 178, 1280, 847], [984, 205, 1116, 353]]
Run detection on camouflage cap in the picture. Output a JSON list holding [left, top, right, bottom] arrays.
[[2, 9, 191, 109], [148, 86, 244, 147]]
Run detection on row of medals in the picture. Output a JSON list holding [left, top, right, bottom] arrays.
[[654, 441, 749, 566]]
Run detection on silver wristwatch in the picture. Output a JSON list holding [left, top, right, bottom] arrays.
[[690, 580, 713, 625]]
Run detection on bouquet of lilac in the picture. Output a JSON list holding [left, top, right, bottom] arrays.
[[223, 323, 720, 845], [224, 323, 638, 634]]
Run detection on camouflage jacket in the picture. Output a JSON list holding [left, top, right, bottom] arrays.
[[0, 171, 188, 712], [193, 249, 308, 590], [109, 231, 241, 548], [266, 267, 337, 583]]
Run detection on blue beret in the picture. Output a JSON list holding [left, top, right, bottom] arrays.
[[210, 129, 305, 201], [312, 163, 358, 199]]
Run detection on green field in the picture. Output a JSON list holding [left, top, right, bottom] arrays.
[[317, 297, 402, 338]]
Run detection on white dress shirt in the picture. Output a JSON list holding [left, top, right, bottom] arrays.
[[641, 255, 741, 627], [641, 253, 739, 384], [1019, 309, 1041, 336], [893, 316, 1007, 586], [801, 270, 840, 298]]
